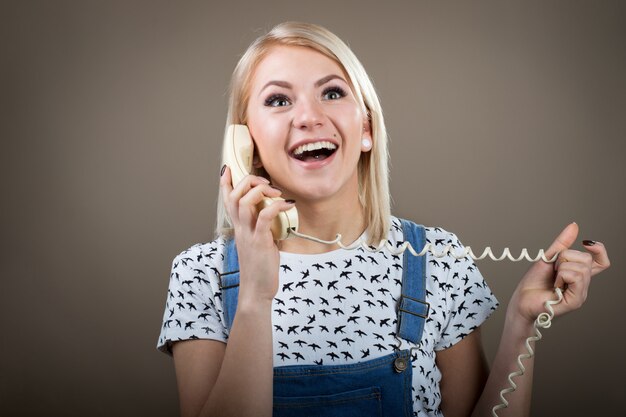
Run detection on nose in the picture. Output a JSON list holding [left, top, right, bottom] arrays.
[[292, 96, 324, 130]]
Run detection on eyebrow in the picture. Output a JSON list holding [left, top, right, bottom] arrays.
[[258, 74, 347, 96]]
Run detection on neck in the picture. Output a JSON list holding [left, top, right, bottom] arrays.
[[277, 196, 366, 255]]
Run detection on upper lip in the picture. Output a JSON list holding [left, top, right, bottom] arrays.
[[288, 138, 339, 155]]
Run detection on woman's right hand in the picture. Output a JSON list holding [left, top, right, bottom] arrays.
[[219, 165, 295, 304]]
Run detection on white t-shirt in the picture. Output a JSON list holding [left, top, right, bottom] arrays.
[[157, 216, 499, 416]]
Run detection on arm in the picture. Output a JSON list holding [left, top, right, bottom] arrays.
[[470, 224, 609, 416], [437, 327, 489, 417], [437, 316, 537, 417], [168, 168, 294, 417], [172, 297, 274, 417]]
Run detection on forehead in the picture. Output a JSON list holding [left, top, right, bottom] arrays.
[[250, 45, 347, 88]]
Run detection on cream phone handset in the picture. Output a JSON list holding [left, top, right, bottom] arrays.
[[223, 124, 298, 240]]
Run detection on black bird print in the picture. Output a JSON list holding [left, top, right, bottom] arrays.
[[334, 325, 346, 334], [332, 308, 345, 316]]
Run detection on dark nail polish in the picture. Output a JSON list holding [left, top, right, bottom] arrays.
[[582, 240, 596, 246], [220, 164, 226, 176], [285, 199, 296, 204]]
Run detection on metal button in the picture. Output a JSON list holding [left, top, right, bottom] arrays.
[[393, 357, 408, 373]]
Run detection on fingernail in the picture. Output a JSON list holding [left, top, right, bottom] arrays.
[[285, 199, 296, 204], [270, 185, 282, 191], [261, 177, 270, 183], [220, 164, 226, 176], [582, 240, 596, 246]]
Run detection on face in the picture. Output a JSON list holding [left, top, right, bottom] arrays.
[[245, 45, 371, 203]]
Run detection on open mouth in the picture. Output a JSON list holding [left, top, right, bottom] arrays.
[[290, 141, 338, 162]]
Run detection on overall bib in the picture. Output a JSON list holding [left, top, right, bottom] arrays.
[[219, 219, 429, 417]]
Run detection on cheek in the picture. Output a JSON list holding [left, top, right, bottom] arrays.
[[249, 121, 286, 161]]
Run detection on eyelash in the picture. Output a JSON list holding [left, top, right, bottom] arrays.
[[264, 86, 347, 107]]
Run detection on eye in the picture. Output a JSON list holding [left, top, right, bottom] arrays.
[[264, 94, 291, 107], [322, 86, 346, 100]]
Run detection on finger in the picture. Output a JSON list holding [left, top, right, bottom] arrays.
[[544, 222, 579, 263], [230, 174, 271, 203], [529, 222, 579, 278], [554, 249, 593, 271], [256, 199, 296, 238], [581, 240, 611, 275], [238, 184, 283, 225], [554, 261, 590, 289], [553, 269, 590, 314], [219, 166, 238, 222]]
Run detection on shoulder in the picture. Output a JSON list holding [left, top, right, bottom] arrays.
[[389, 215, 462, 248], [169, 236, 229, 278]]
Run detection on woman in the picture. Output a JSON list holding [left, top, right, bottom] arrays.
[[157, 22, 610, 417]]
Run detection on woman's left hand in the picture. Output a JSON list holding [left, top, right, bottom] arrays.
[[509, 222, 611, 323]]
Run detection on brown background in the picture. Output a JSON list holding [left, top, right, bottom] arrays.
[[1, 1, 624, 416]]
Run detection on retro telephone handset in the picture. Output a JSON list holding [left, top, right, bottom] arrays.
[[223, 124, 298, 240], [223, 124, 563, 417]]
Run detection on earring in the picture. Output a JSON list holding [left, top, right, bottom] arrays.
[[362, 138, 372, 150]]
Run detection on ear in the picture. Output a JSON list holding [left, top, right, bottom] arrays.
[[361, 117, 373, 152]]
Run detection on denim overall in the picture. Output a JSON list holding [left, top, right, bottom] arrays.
[[219, 219, 429, 417]]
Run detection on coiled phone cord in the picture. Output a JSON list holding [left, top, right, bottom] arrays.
[[288, 229, 560, 262], [288, 229, 564, 416], [490, 287, 563, 416]]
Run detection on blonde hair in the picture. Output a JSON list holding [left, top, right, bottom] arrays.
[[215, 22, 390, 245]]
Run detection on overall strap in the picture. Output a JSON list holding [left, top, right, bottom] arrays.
[[218, 238, 240, 331], [397, 219, 430, 345]]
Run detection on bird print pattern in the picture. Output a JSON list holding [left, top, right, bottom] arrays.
[[157, 216, 499, 416]]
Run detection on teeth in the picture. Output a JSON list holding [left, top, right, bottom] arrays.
[[292, 141, 337, 156]]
